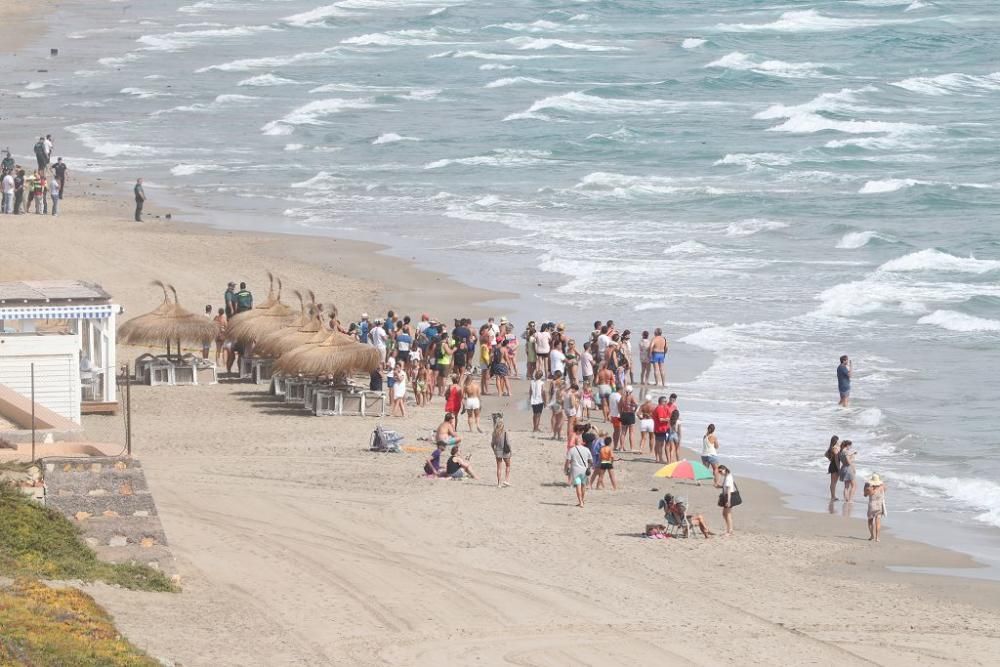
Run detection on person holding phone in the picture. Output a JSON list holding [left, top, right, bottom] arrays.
[[838, 355, 852, 407]]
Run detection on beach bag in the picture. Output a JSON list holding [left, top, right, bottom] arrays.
[[718, 487, 743, 508]]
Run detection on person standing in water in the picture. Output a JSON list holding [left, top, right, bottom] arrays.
[[837, 355, 852, 407], [649, 328, 668, 387], [838, 440, 857, 503], [825, 435, 841, 501]]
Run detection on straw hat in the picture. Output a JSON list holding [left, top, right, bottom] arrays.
[[868, 474, 883, 487]]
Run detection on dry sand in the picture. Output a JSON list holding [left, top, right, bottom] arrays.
[[2, 179, 1000, 665]]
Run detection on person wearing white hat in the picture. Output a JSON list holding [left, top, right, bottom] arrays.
[[864, 474, 887, 542]]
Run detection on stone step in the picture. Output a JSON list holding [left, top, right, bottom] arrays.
[[74, 516, 167, 545], [46, 493, 158, 518]]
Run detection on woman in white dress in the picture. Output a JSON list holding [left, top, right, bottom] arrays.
[[391, 367, 407, 417]]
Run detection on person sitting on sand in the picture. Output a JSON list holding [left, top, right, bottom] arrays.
[[435, 413, 462, 449], [659, 494, 715, 538], [424, 442, 447, 477], [445, 445, 476, 480]]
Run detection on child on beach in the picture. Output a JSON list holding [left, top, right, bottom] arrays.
[[591, 437, 619, 491], [580, 382, 595, 420]]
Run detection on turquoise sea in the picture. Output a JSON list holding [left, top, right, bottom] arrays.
[[8, 0, 1000, 566]]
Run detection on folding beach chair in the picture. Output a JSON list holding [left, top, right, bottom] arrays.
[[369, 424, 403, 453]]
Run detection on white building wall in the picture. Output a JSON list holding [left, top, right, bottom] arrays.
[[0, 334, 81, 423]]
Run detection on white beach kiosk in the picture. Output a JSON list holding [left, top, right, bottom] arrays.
[[0, 280, 121, 424]]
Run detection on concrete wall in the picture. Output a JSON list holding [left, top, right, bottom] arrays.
[[0, 333, 81, 423]]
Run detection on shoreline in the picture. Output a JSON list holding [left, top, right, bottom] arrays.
[[3, 3, 1000, 664]]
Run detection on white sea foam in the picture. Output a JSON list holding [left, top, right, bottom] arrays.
[[237, 74, 299, 87], [718, 9, 913, 32], [120, 87, 169, 99], [261, 98, 374, 135], [197, 49, 338, 72], [283, 5, 353, 27], [724, 219, 789, 236], [754, 86, 878, 119], [893, 473, 1000, 528], [137, 25, 277, 52], [485, 76, 553, 88], [99, 53, 143, 68], [505, 36, 629, 52], [855, 407, 884, 427], [488, 20, 562, 32], [879, 249, 1000, 274], [342, 29, 453, 46], [152, 94, 258, 115], [858, 178, 924, 194], [714, 152, 793, 169], [836, 231, 895, 248], [397, 88, 440, 101], [759, 89, 929, 135], [573, 172, 726, 198], [706, 52, 828, 79], [890, 72, 1000, 96], [373, 133, 421, 145], [663, 241, 710, 255], [424, 149, 551, 169], [479, 63, 516, 71], [284, 143, 304, 152], [430, 50, 549, 61], [918, 310, 1000, 333], [505, 91, 727, 121], [682, 38, 706, 49], [170, 163, 220, 176], [474, 195, 503, 207]]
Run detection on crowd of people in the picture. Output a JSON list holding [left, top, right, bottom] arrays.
[[0, 137, 67, 216], [205, 279, 886, 541]]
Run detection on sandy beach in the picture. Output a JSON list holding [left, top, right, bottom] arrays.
[[3, 2, 1000, 664], [2, 179, 1000, 665]]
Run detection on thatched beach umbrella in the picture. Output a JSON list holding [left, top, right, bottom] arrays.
[[117, 281, 174, 344], [254, 292, 317, 358], [225, 288, 302, 348], [273, 334, 380, 378], [119, 283, 219, 357], [257, 307, 332, 359]]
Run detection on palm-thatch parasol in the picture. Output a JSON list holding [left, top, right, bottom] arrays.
[[225, 288, 302, 349], [118, 282, 219, 358], [254, 292, 317, 357], [256, 301, 335, 359], [273, 333, 380, 378], [117, 281, 174, 344]]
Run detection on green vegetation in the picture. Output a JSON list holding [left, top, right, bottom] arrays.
[[0, 578, 160, 666], [0, 483, 175, 592]]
